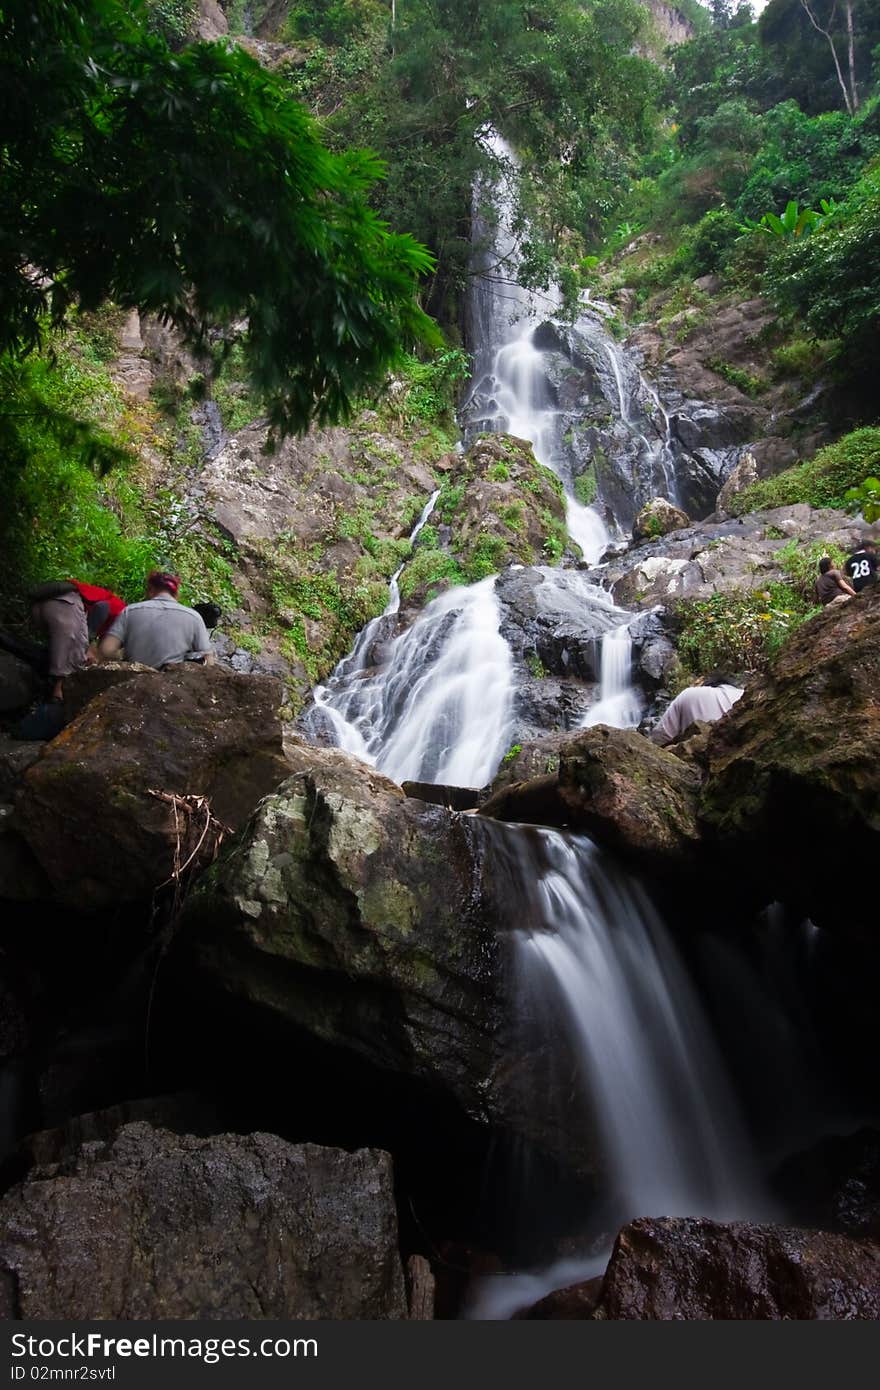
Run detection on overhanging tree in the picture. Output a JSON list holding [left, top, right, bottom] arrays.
[[0, 0, 438, 436]]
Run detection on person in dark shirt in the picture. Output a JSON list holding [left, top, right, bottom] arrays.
[[815, 556, 856, 606], [844, 539, 878, 593]]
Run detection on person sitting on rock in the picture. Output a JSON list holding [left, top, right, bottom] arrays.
[[844, 539, 878, 593], [19, 581, 91, 701], [815, 556, 856, 607], [649, 672, 744, 747], [99, 570, 214, 671]]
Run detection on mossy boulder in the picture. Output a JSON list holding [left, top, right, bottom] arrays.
[[480, 726, 702, 879], [181, 741, 506, 1121], [402, 435, 569, 608], [632, 497, 690, 543], [179, 740, 598, 1171]]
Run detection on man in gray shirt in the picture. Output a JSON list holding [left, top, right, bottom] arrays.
[[99, 571, 213, 670], [650, 675, 743, 746]]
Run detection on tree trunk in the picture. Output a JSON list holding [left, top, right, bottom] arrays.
[[798, 0, 854, 115], [846, 0, 859, 111]]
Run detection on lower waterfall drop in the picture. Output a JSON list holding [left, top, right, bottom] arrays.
[[467, 822, 767, 1319]]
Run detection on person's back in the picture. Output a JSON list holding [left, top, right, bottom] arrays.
[[68, 579, 126, 639], [844, 541, 878, 593], [650, 681, 743, 746], [100, 571, 212, 670]]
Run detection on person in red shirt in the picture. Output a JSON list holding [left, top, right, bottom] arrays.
[[67, 580, 126, 642]]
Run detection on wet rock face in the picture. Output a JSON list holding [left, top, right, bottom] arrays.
[[605, 503, 868, 610], [493, 566, 670, 738], [16, 665, 290, 908], [700, 586, 880, 934], [495, 567, 617, 734], [593, 1217, 880, 1319], [0, 1123, 407, 1319]]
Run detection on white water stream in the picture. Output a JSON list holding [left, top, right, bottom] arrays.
[[582, 623, 643, 730], [467, 826, 766, 1319], [464, 130, 609, 565], [309, 573, 516, 787]]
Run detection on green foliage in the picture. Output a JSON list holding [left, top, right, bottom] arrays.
[[735, 101, 880, 221], [775, 537, 848, 597], [227, 628, 263, 655], [708, 358, 768, 396], [771, 335, 837, 379], [573, 464, 597, 506], [489, 462, 511, 482], [730, 427, 880, 513], [462, 535, 510, 583], [0, 340, 237, 621], [844, 476, 880, 522], [281, 0, 383, 44], [144, 0, 197, 45], [0, 0, 437, 438], [209, 341, 265, 432], [397, 349, 470, 425], [740, 197, 841, 239], [762, 174, 880, 373], [674, 586, 815, 677], [501, 743, 523, 764], [686, 209, 744, 275], [397, 548, 465, 601], [526, 652, 547, 679]]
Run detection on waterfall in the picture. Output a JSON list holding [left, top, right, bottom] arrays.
[[308, 575, 516, 788], [581, 623, 643, 729], [463, 131, 609, 565], [467, 823, 766, 1319], [459, 130, 732, 532]]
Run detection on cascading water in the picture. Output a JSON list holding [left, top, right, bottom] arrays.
[[462, 131, 609, 564], [461, 130, 695, 536], [308, 574, 516, 787], [581, 622, 643, 730], [467, 823, 767, 1319]]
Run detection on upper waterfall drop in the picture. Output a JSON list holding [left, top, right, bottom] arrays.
[[461, 130, 609, 565], [461, 129, 696, 536]]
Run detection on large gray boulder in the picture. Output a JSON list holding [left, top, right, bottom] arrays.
[[181, 741, 507, 1123], [0, 1123, 407, 1319]]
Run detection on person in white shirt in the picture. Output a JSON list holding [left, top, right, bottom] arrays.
[[649, 673, 744, 746], [99, 570, 213, 671]]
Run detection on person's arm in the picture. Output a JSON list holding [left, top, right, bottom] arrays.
[[836, 572, 857, 597], [98, 634, 123, 661], [189, 613, 214, 666], [649, 696, 681, 746]]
